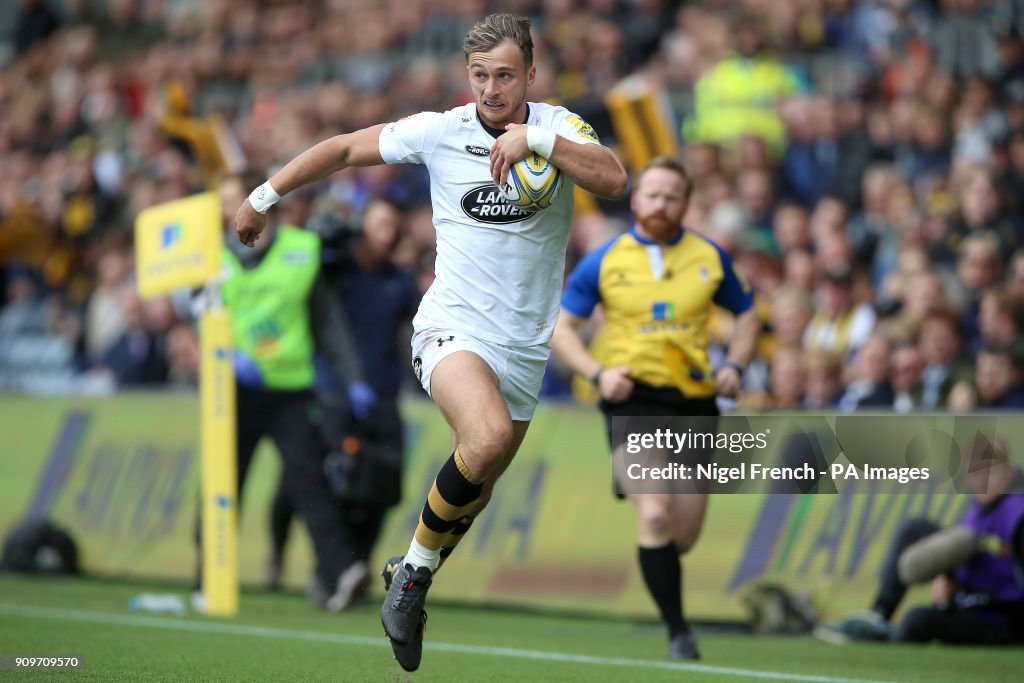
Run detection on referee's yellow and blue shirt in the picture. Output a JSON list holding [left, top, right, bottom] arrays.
[[562, 227, 753, 398]]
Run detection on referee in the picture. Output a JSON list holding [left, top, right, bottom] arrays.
[[551, 156, 759, 659]]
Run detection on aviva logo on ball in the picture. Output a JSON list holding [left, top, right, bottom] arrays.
[[499, 152, 563, 212]]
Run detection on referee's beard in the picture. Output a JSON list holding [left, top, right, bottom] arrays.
[[636, 213, 680, 242]]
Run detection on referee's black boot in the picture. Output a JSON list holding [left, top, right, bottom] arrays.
[[668, 632, 700, 660]]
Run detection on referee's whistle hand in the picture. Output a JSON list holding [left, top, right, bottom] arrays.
[[714, 366, 742, 399], [600, 365, 634, 403], [235, 201, 267, 248]]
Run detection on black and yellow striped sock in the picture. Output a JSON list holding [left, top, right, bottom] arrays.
[[437, 516, 476, 569], [413, 450, 483, 553]]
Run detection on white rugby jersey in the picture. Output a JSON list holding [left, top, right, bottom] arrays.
[[378, 101, 600, 346]]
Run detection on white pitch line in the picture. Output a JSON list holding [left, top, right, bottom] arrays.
[[0, 602, 892, 683]]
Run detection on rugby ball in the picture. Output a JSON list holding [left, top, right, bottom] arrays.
[[499, 152, 563, 212]]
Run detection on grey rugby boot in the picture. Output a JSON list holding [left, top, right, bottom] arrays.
[[381, 559, 431, 642], [380, 555, 430, 671], [381, 555, 404, 591]]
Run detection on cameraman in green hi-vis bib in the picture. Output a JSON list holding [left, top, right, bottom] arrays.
[[194, 172, 375, 612]]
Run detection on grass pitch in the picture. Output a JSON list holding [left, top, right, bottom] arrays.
[[0, 574, 1018, 682]]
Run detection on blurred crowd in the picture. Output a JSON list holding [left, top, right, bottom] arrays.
[[1, 0, 1024, 411]]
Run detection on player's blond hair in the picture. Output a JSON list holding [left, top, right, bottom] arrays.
[[464, 13, 533, 67]]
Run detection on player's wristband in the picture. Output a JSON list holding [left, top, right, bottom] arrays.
[[526, 126, 556, 159], [590, 367, 604, 387], [724, 360, 745, 378], [248, 181, 281, 215]]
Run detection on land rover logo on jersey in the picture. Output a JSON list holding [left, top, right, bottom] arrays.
[[465, 145, 490, 157], [461, 184, 534, 224]]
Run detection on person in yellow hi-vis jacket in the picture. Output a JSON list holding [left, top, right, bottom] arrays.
[[194, 173, 374, 612], [683, 13, 803, 158]]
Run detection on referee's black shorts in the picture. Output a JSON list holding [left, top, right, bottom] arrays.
[[600, 382, 719, 498]]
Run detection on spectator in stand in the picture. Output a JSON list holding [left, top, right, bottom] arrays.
[[1007, 249, 1024, 298], [685, 12, 802, 158], [949, 343, 1024, 410], [772, 202, 811, 254], [814, 228, 856, 275], [847, 164, 899, 267], [0, 269, 50, 337], [741, 346, 805, 411], [933, 0, 1000, 79], [957, 232, 1004, 355], [100, 292, 176, 387], [978, 287, 1024, 351], [909, 105, 953, 179], [994, 20, 1024, 88], [83, 248, 131, 366], [745, 285, 811, 394], [837, 334, 895, 412], [703, 200, 750, 255], [886, 97, 922, 181], [804, 265, 876, 360], [165, 319, 198, 386], [782, 97, 842, 208], [784, 249, 817, 291], [891, 341, 925, 413], [887, 269, 950, 337], [803, 349, 843, 410], [735, 135, 773, 174], [953, 77, 1007, 167], [810, 196, 850, 241], [683, 141, 722, 186], [12, 0, 61, 57], [1003, 129, 1024, 212], [773, 286, 814, 351], [699, 174, 737, 214], [942, 166, 1024, 264], [918, 307, 973, 410], [1005, 88, 1024, 144], [831, 94, 876, 209], [736, 168, 776, 233], [868, 179, 920, 294]]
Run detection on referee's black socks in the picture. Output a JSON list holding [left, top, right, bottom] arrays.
[[638, 542, 690, 637]]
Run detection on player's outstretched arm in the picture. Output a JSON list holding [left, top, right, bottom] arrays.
[[491, 123, 627, 200], [235, 123, 388, 246]]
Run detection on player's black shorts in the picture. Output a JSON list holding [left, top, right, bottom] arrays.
[[600, 382, 719, 498]]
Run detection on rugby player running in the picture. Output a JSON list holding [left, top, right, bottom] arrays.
[[234, 13, 627, 672]]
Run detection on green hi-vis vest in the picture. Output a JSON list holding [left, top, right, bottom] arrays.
[[221, 226, 320, 390]]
